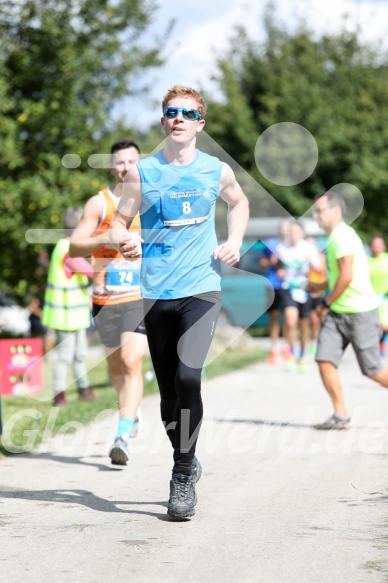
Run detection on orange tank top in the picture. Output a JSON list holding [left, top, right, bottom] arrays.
[[91, 187, 142, 306], [308, 254, 326, 298]]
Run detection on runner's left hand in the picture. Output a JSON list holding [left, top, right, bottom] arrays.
[[119, 234, 143, 259], [316, 304, 329, 322], [213, 242, 240, 266]]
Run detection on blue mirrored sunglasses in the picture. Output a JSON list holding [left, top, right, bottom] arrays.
[[163, 107, 202, 120]]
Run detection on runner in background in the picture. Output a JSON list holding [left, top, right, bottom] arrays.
[[368, 236, 388, 356], [310, 192, 388, 430], [305, 236, 327, 356], [276, 222, 323, 372], [70, 140, 148, 465], [260, 219, 290, 365]]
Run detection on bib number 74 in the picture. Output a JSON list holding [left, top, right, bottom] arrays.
[[106, 262, 140, 291]]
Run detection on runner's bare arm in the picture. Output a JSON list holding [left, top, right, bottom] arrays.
[[110, 165, 142, 257], [69, 195, 108, 257], [314, 255, 353, 320], [213, 163, 249, 265], [305, 280, 329, 293]]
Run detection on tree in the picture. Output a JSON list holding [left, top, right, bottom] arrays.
[[0, 0, 165, 299], [204, 17, 388, 238]]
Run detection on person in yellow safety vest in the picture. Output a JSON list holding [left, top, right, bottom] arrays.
[[42, 207, 95, 406]]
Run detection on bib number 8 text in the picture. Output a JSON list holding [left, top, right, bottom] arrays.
[[182, 201, 191, 214]]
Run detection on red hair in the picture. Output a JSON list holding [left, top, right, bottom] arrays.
[[162, 85, 206, 119]]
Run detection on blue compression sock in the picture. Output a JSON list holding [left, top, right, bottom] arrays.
[[115, 417, 135, 440]]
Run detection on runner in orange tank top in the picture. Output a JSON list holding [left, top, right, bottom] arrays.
[[306, 237, 327, 355], [70, 140, 148, 466]]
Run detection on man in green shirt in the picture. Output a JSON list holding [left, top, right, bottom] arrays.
[[308, 192, 388, 430], [368, 236, 388, 355]]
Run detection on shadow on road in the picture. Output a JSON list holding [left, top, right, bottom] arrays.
[[211, 417, 312, 429], [211, 417, 376, 431], [15, 451, 119, 472], [0, 487, 168, 519]]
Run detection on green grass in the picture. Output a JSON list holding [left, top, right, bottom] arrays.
[[0, 346, 266, 457], [247, 326, 270, 337]]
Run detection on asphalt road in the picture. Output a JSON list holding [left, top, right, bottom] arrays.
[[1, 339, 388, 583]]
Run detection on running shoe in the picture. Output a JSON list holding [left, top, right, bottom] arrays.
[[130, 409, 143, 438], [285, 355, 296, 371], [109, 437, 129, 465], [167, 474, 197, 520], [191, 458, 202, 484], [298, 358, 308, 373], [267, 348, 280, 366], [313, 414, 351, 430], [281, 345, 292, 360]]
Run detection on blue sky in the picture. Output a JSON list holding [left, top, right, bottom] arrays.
[[114, 0, 388, 129]]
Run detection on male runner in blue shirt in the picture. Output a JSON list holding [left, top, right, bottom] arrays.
[[110, 85, 249, 520]]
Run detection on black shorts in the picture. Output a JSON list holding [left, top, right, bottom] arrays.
[[310, 297, 322, 311], [267, 288, 284, 312], [92, 301, 146, 348], [281, 291, 314, 319]]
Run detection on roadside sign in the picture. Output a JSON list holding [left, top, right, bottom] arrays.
[[0, 338, 43, 397]]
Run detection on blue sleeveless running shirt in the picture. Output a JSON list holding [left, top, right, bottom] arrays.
[[137, 149, 223, 300]]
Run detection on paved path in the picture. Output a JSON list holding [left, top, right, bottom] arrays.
[[1, 340, 388, 583]]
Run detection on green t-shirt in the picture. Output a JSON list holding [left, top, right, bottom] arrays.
[[327, 222, 379, 314], [368, 252, 388, 295]]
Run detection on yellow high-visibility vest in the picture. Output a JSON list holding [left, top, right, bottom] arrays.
[[42, 238, 90, 331]]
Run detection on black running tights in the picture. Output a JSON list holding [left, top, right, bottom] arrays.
[[143, 292, 221, 476]]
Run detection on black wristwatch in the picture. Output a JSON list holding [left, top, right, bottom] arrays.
[[320, 298, 331, 309]]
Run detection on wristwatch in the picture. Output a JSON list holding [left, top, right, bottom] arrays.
[[320, 298, 331, 309]]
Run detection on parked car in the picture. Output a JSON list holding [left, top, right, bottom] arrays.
[[220, 240, 269, 328], [219, 217, 327, 329], [244, 216, 326, 242], [0, 293, 30, 336]]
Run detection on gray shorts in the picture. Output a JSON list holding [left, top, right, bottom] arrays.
[[315, 308, 382, 377], [92, 301, 146, 348]]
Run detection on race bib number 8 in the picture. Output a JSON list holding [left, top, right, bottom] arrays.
[[106, 262, 140, 292], [161, 189, 211, 226]]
